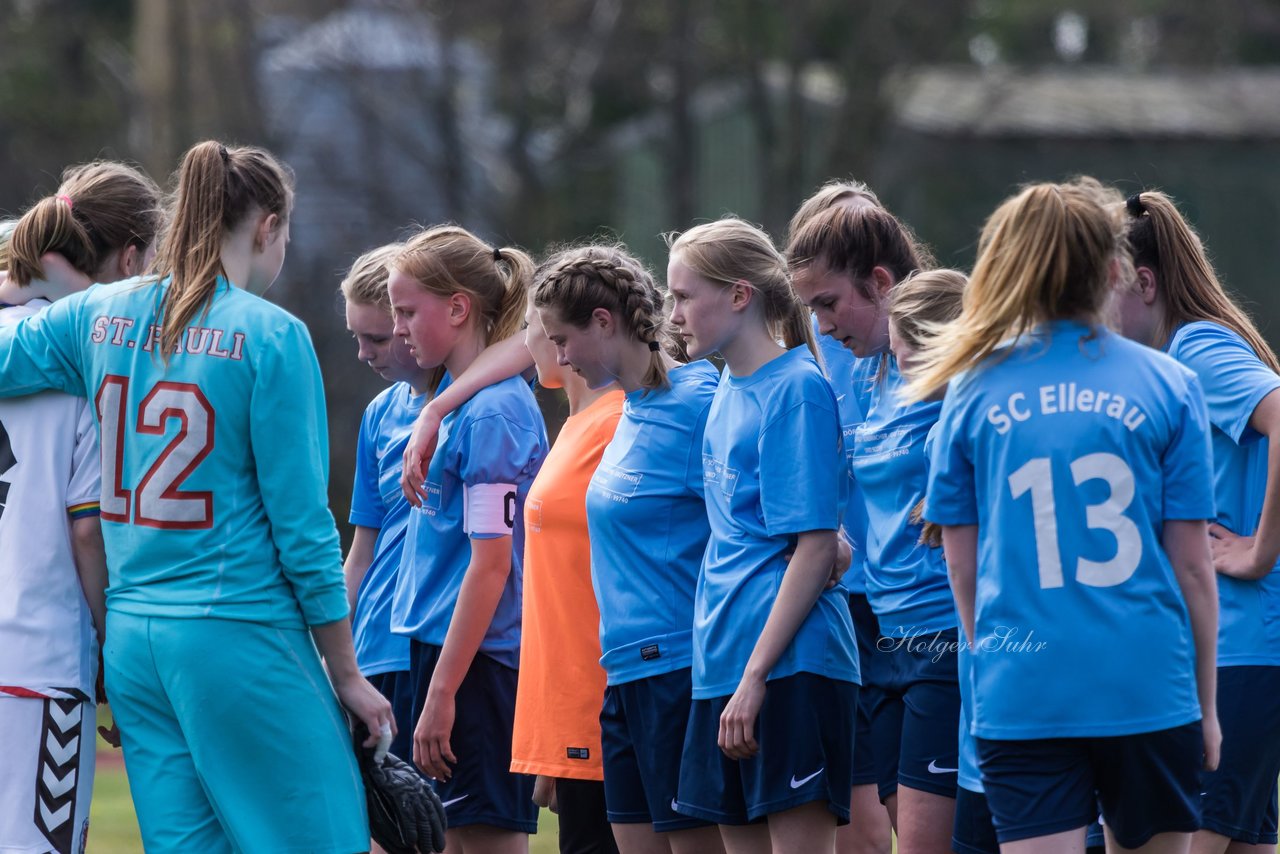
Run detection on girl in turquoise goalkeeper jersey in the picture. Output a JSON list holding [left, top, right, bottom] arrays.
[[0, 140, 391, 853]]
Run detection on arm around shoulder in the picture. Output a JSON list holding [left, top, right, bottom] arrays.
[[0, 295, 89, 398], [401, 335, 534, 505]]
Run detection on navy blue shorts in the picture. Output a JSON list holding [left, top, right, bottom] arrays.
[[367, 669, 416, 764], [867, 628, 961, 800], [976, 721, 1202, 848], [600, 668, 710, 832], [408, 640, 537, 833], [1200, 665, 1280, 844], [848, 594, 884, 787], [952, 786, 998, 854], [953, 786, 1105, 854], [676, 673, 857, 825]]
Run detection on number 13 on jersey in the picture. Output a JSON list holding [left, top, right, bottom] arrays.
[[1008, 452, 1142, 589], [96, 374, 215, 529]]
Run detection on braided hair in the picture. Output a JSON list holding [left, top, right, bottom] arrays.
[[532, 245, 680, 390]]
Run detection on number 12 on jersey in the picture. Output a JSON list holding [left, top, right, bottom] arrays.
[[96, 375, 215, 529], [1008, 452, 1141, 589]]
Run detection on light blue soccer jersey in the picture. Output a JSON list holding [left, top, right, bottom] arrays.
[[389, 375, 547, 668], [956, 641, 982, 793], [586, 360, 718, 685], [349, 381, 433, 676], [817, 329, 873, 595], [853, 357, 955, 636], [1167, 321, 1280, 666], [693, 345, 859, 699], [927, 321, 1214, 738], [0, 276, 349, 627]]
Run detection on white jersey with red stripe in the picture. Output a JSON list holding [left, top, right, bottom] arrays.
[[0, 300, 100, 702]]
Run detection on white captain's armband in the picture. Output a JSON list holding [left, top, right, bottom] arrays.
[[463, 483, 518, 535]]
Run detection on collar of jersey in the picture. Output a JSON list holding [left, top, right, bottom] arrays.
[[158, 274, 236, 294], [724, 344, 809, 387]]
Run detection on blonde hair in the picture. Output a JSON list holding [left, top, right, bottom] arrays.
[[340, 244, 400, 312], [888, 269, 968, 354], [889, 269, 968, 550], [152, 141, 294, 362], [1123, 190, 1279, 373], [393, 226, 533, 345], [532, 244, 676, 389], [8, 161, 161, 286], [667, 217, 818, 360], [906, 177, 1123, 402]]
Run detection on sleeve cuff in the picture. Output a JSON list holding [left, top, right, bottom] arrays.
[[348, 510, 386, 529], [1163, 507, 1217, 522], [923, 502, 978, 527], [1229, 380, 1280, 444], [763, 517, 839, 537], [300, 592, 351, 627]]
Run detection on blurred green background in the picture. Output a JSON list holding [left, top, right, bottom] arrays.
[[6, 0, 1280, 540], [10, 3, 1280, 844]]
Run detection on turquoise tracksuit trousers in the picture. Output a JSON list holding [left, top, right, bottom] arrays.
[[104, 612, 368, 853]]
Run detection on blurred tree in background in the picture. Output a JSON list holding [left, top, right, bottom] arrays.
[[5, 0, 1279, 236], [3, 0, 1278, 538]]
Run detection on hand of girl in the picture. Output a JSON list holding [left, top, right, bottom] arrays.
[[784, 540, 849, 589], [828, 539, 852, 589], [413, 689, 457, 781], [532, 775, 559, 812], [334, 672, 396, 749], [97, 716, 121, 749], [718, 674, 765, 760], [401, 404, 443, 506], [1202, 711, 1222, 772], [1208, 523, 1269, 580], [39, 252, 92, 290]]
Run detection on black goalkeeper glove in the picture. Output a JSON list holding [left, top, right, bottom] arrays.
[[352, 722, 447, 853]]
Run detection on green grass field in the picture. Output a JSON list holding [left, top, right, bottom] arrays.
[[87, 741, 1280, 853], [88, 748, 560, 853]]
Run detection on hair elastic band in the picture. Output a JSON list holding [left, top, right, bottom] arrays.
[[56, 194, 73, 209], [648, 340, 661, 352], [1125, 194, 1146, 217], [218, 144, 230, 165], [493, 246, 502, 262]]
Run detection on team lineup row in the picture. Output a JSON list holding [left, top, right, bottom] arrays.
[[0, 141, 1274, 854]]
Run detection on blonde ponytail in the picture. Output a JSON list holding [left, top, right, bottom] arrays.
[[394, 226, 533, 346], [905, 178, 1121, 402], [492, 246, 535, 343]]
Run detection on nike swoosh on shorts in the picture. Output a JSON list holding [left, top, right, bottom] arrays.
[[789, 768, 824, 789]]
